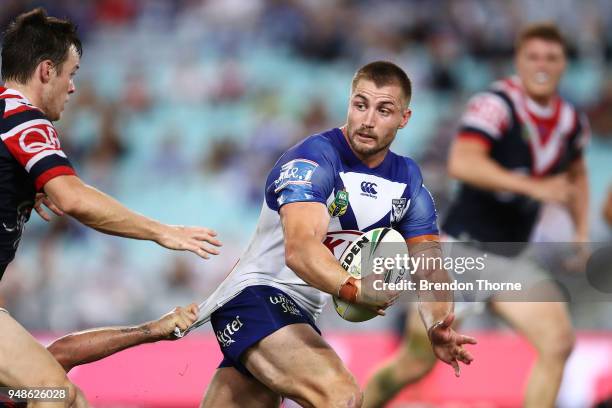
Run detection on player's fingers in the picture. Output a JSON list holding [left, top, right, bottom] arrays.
[[457, 334, 478, 345], [199, 243, 221, 255], [188, 228, 222, 242], [186, 244, 210, 259], [175, 316, 191, 331], [186, 303, 199, 315], [180, 308, 198, 322], [457, 348, 474, 364], [34, 204, 51, 222], [43, 197, 64, 216], [451, 359, 461, 377]]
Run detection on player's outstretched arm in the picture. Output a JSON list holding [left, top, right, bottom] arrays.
[[280, 202, 395, 314], [42, 175, 222, 259], [448, 138, 573, 204], [47, 304, 199, 372], [407, 239, 477, 377]]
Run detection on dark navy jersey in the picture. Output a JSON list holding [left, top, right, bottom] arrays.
[[0, 87, 76, 276], [442, 77, 589, 244], [265, 127, 439, 241]]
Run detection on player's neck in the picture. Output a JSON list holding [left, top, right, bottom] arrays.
[[527, 92, 555, 108], [3, 81, 43, 108]]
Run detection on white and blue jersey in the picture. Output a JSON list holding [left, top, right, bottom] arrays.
[[196, 127, 439, 325]]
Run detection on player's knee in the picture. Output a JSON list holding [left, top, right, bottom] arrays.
[[324, 376, 363, 408], [538, 327, 575, 362], [315, 372, 362, 408], [37, 376, 78, 406]]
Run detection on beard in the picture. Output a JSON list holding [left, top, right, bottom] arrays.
[[346, 127, 393, 158]]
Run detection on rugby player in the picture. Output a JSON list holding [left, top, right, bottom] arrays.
[[190, 61, 476, 408], [364, 23, 589, 408], [0, 9, 221, 407]]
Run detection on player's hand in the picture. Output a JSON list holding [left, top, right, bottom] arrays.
[[148, 303, 200, 340], [428, 313, 477, 377], [34, 192, 64, 221], [355, 274, 401, 316], [527, 173, 574, 205], [157, 225, 222, 259]]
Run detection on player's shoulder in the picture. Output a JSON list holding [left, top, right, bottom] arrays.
[[287, 128, 338, 158], [0, 87, 49, 133], [387, 151, 425, 192]]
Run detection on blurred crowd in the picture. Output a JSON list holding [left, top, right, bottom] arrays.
[[0, 0, 610, 332]]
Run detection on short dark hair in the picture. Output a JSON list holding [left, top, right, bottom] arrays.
[[1, 8, 82, 84], [351, 61, 412, 106], [515, 22, 567, 54]]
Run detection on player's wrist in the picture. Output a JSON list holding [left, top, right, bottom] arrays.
[[338, 276, 358, 303], [138, 321, 165, 342]]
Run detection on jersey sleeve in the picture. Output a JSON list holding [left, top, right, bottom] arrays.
[[392, 158, 439, 241], [396, 183, 439, 241], [265, 138, 335, 211], [1, 108, 76, 190], [457, 92, 511, 148]]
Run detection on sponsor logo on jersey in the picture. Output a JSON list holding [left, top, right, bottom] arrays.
[[328, 189, 349, 217], [273, 159, 318, 193], [216, 315, 244, 348], [341, 234, 370, 271], [269, 294, 302, 316], [360, 181, 378, 198], [391, 198, 408, 224], [19, 123, 61, 154]]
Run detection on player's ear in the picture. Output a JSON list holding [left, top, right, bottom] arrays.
[[38, 60, 54, 84], [398, 107, 412, 129]]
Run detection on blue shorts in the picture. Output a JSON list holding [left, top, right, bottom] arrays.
[[212, 285, 320, 376]]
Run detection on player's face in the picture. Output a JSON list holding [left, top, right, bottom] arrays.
[[42, 45, 79, 121], [515, 38, 566, 103], [346, 80, 411, 161]]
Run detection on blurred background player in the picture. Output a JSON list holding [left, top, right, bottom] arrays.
[[191, 61, 475, 408], [0, 8, 221, 407], [364, 23, 589, 408]]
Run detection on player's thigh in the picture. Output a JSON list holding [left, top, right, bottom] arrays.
[[491, 301, 574, 353], [200, 367, 280, 408], [0, 313, 71, 386], [242, 323, 360, 406]]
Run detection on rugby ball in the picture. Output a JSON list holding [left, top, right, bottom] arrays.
[[333, 227, 409, 322]]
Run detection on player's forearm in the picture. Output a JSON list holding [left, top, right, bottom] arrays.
[[449, 152, 535, 197], [568, 160, 589, 240], [416, 269, 454, 331], [47, 323, 162, 372], [66, 184, 164, 241], [285, 237, 348, 296], [409, 241, 453, 330]]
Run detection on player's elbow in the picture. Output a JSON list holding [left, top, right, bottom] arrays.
[[47, 337, 75, 372], [45, 177, 86, 216], [284, 238, 307, 272]]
